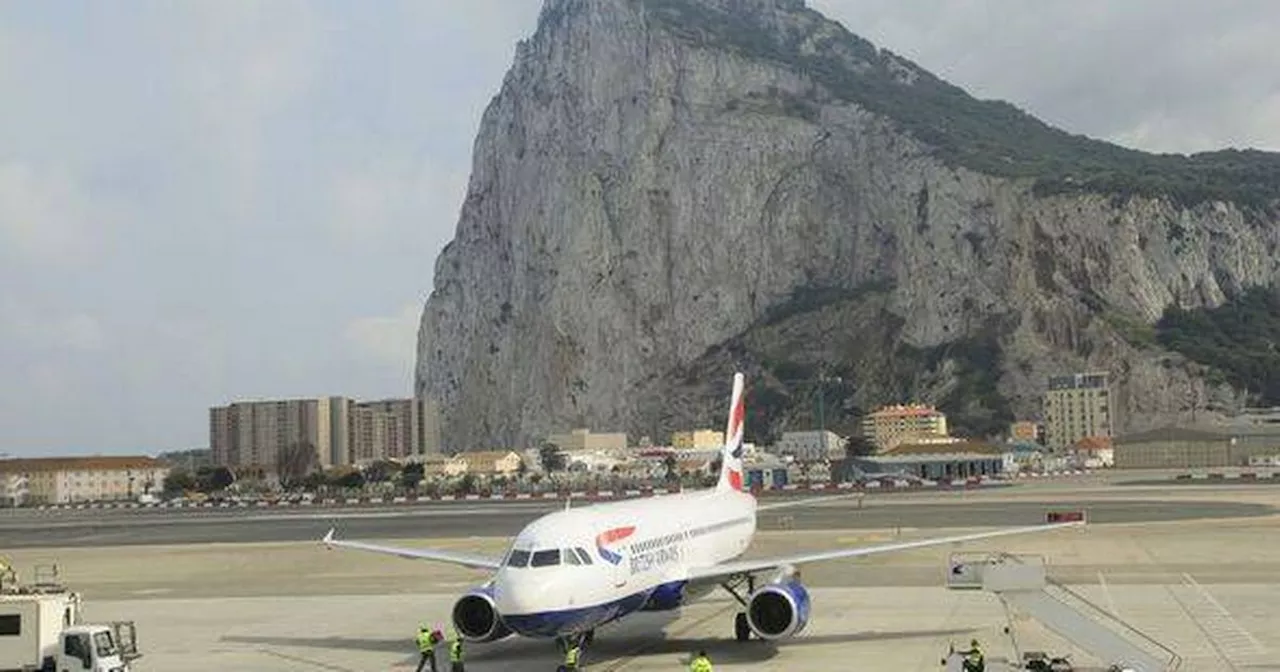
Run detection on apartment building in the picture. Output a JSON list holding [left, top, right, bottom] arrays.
[[1043, 372, 1113, 450], [350, 398, 441, 463], [671, 429, 725, 450], [545, 428, 627, 452], [211, 396, 442, 472], [0, 456, 169, 505], [862, 404, 949, 450], [210, 397, 349, 470]]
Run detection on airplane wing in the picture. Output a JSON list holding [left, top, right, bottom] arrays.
[[321, 528, 503, 571], [755, 492, 866, 512], [684, 518, 1084, 582]]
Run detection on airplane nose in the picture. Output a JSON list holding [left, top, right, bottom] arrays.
[[493, 571, 551, 615]]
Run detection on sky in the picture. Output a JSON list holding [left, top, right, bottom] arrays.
[[1, 1, 1276, 457]]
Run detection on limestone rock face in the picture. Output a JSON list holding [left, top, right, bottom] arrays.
[[417, 0, 1280, 450]]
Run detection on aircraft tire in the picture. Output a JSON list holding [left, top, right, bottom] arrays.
[[734, 612, 750, 642]]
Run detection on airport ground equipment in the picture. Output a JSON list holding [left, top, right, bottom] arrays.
[[946, 550, 1180, 672], [0, 562, 139, 672]]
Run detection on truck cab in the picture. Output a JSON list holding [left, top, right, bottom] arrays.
[[56, 623, 137, 672]]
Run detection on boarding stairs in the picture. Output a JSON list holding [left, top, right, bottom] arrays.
[[947, 553, 1182, 672]]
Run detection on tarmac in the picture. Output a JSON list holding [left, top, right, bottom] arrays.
[[4, 476, 1279, 671]]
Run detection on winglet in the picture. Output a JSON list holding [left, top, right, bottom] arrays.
[[322, 527, 336, 546]]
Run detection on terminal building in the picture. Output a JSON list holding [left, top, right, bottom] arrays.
[[847, 441, 1005, 481], [1113, 424, 1280, 469]]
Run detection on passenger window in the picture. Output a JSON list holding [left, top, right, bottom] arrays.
[[562, 548, 581, 565], [575, 548, 593, 565], [530, 549, 560, 567], [506, 549, 531, 567]]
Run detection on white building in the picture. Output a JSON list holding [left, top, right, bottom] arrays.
[[772, 431, 846, 461]]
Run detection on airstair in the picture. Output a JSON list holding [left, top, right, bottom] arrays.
[[947, 552, 1182, 672]]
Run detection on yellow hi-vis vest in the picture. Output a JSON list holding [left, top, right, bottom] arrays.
[[565, 646, 580, 666], [416, 631, 434, 653], [690, 655, 713, 672], [449, 639, 463, 662]]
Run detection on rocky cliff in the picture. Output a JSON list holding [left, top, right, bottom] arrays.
[[416, 0, 1280, 450]]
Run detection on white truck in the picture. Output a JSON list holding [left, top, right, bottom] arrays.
[[0, 565, 139, 672]]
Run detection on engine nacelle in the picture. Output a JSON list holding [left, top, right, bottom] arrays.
[[451, 585, 514, 643], [745, 576, 811, 640]]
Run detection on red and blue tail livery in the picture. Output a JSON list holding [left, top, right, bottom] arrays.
[[595, 526, 635, 565]]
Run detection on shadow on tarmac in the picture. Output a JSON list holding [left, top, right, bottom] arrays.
[[223, 626, 972, 667]]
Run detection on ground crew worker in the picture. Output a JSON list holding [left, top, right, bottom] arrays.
[[448, 628, 465, 672], [561, 641, 581, 671], [689, 649, 713, 672], [414, 624, 443, 672], [961, 639, 985, 672]]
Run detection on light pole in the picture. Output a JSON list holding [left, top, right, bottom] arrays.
[[815, 372, 843, 460]]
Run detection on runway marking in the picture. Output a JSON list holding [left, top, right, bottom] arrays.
[[1096, 571, 1121, 619], [1180, 573, 1266, 655]]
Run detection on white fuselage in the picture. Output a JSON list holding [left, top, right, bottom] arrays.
[[490, 488, 757, 637]]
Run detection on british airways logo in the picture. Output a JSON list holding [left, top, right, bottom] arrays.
[[595, 526, 635, 565]]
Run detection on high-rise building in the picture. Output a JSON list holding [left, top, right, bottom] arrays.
[[1043, 372, 1113, 450], [862, 404, 949, 450], [349, 398, 441, 463], [209, 397, 349, 471], [210, 396, 441, 471]]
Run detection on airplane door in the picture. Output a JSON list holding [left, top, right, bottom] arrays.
[[613, 557, 628, 588]]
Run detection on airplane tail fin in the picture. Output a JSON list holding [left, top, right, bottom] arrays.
[[716, 372, 747, 493]]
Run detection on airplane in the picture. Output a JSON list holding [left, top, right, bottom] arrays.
[[321, 372, 1084, 656]]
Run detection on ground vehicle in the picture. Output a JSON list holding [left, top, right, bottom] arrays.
[[0, 563, 139, 672]]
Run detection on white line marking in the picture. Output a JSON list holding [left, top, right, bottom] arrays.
[[1097, 570, 1121, 619], [1181, 573, 1266, 654]]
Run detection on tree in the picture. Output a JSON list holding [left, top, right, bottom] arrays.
[[162, 470, 197, 496], [844, 435, 877, 458], [333, 470, 365, 490], [277, 442, 319, 490], [457, 473, 476, 495], [400, 462, 425, 489], [539, 443, 566, 472], [362, 460, 400, 484]]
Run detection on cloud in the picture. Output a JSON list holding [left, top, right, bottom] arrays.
[[0, 162, 96, 266], [0, 310, 105, 353], [812, 0, 1280, 153], [344, 304, 423, 370]]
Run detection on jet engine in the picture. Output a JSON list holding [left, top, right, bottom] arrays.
[[451, 585, 513, 642], [744, 570, 811, 640]]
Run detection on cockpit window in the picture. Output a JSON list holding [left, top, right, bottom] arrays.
[[575, 548, 593, 565], [506, 549, 531, 567], [530, 549, 561, 567], [562, 548, 581, 565]]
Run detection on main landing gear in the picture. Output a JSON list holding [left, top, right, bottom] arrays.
[[554, 629, 594, 654], [720, 574, 756, 643]]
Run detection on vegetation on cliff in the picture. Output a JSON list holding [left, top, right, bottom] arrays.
[[646, 0, 1280, 210], [1155, 286, 1280, 405]]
